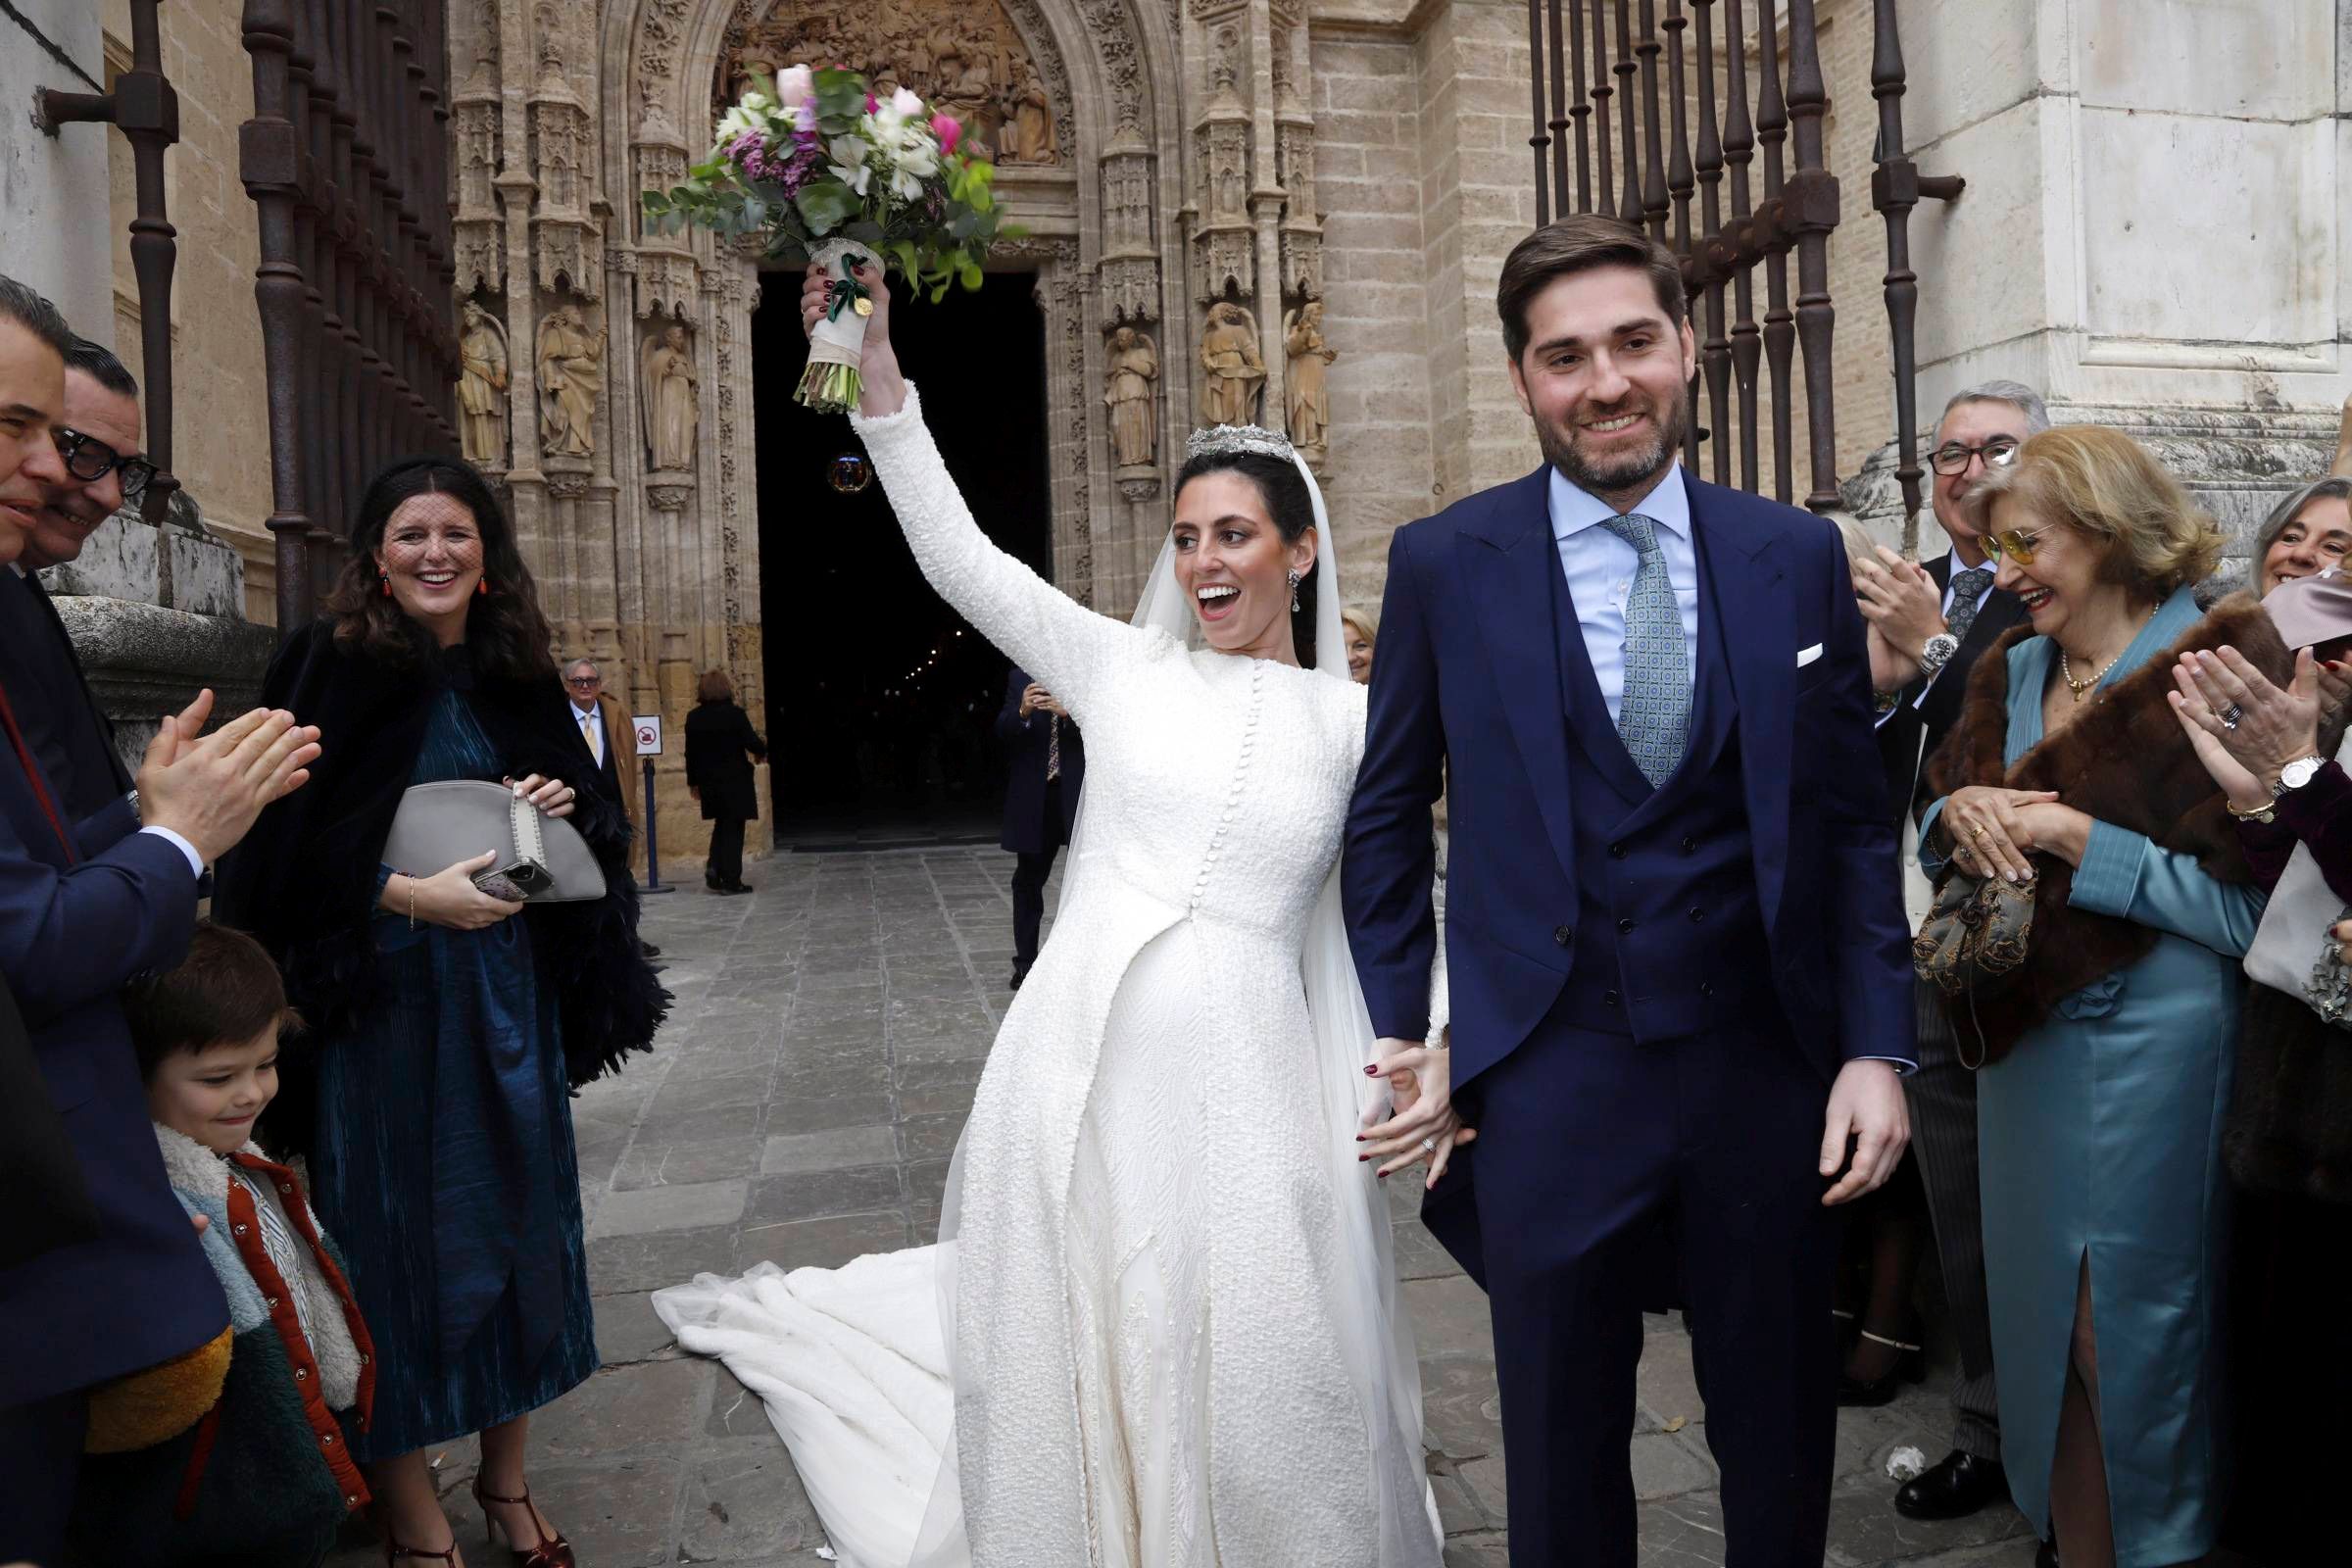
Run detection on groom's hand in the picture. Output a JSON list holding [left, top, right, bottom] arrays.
[[1819, 1059, 1909, 1206]]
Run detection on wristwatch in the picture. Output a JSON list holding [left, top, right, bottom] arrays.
[[1917, 632, 1961, 680], [2272, 755, 2328, 798]]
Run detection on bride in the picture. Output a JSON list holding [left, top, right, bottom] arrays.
[[653, 265, 1462, 1568]]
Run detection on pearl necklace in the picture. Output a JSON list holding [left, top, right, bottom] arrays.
[[2057, 605, 2160, 701]]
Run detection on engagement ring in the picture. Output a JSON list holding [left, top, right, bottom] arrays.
[[1421, 1137, 1437, 1154]]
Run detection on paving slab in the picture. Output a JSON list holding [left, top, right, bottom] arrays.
[[318, 848, 2036, 1566]]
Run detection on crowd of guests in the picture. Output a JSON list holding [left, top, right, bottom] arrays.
[[3, 244, 2347, 1568], [0, 271, 669, 1568], [1828, 379, 2352, 1568]]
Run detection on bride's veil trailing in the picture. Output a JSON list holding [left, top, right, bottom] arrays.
[[909, 427, 1439, 1563]]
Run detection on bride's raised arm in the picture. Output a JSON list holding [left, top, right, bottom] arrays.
[[805, 262, 1138, 718]]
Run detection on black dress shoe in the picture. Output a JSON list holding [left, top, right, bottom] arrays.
[[1838, 1329, 1927, 1407], [640, 942, 662, 959], [1893, 1449, 2009, 1521], [1009, 962, 1030, 992], [2035, 1539, 2058, 1568]]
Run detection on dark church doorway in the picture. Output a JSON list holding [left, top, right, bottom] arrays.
[[754, 269, 1053, 846]]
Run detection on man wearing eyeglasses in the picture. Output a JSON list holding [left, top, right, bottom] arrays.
[[0, 338, 150, 820], [1852, 380, 2047, 1526]]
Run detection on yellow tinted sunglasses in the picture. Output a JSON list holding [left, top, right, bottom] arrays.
[[1981, 527, 2043, 565]]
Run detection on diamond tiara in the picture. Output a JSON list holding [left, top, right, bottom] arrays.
[[1185, 423, 1296, 464]]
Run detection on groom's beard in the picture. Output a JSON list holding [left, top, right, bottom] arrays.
[[1537, 384, 1690, 500]]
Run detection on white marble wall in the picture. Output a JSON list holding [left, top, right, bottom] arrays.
[[0, 1, 114, 338], [1902, 0, 2347, 417]]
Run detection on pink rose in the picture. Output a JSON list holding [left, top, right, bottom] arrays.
[[865, 93, 879, 114], [931, 113, 961, 154], [775, 65, 813, 110]]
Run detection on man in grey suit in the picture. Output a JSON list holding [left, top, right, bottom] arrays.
[[1853, 381, 2048, 1521]]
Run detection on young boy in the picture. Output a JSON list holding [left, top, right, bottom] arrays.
[[69, 923, 375, 1567]]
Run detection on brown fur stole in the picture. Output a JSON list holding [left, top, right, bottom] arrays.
[[1919, 593, 2289, 1062]]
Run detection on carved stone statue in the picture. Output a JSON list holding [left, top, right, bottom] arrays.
[[537, 304, 604, 460], [1284, 301, 1338, 464], [1103, 326, 1159, 468], [1198, 303, 1266, 428], [1007, 66, 1058, 165], [927, 26, 1002, 157], [640, 323, 699, 471], [457, 301, 510, 467]]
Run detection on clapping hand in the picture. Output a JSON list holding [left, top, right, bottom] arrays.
[[1852, 547, 1945, 687], [136, 689, 322, 864], [1357, 1037, 1476, 1189], [2168, 646, 2324, 797]]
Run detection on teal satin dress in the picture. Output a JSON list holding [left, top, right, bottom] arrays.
[[1923, 586, 2260, 1566]]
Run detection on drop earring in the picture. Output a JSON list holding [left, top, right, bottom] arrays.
[[378, 571, 391, 598], [1286, 568, 1301, 612], [476, 578, 490, 597]]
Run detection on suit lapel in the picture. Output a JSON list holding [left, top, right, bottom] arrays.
[[1688, 475, 1793, 929], [1462, 468, 1582, 887]]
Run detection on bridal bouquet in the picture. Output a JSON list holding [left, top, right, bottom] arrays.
[[641, 65, 1010, 412]]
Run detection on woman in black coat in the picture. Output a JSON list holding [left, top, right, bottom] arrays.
[[684, 669, 767, 893]]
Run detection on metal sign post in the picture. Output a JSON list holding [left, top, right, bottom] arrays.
[[634, 716, 670, 894]]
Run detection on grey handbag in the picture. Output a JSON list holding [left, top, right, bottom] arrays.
[[381, 780, 608, 904]]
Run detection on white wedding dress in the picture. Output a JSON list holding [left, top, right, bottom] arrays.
[[654, 386, 1441, 1568]]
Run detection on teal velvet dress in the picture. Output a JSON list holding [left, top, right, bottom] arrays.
[[309, 687, 598, 1459], [1922, 586, 2260, 1565]]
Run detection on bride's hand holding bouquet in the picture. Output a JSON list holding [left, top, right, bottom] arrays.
[[643, 64, 1011, 413], [798, 258, 905, 418]]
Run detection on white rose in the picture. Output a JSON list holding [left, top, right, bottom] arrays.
[[776, 66, 814, 109], [889, 85, 926, 120]]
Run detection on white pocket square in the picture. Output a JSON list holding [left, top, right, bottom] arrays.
[[1796, 642, 1825, 668]]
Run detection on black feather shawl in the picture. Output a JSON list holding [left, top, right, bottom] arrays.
[[213, 622, 669, 1155]]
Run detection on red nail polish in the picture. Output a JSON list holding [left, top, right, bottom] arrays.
[[1364, 1063, 1379, 1076]]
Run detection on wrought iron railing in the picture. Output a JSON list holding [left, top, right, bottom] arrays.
[[1521, 0, 1958, 523], [239, 0, 459, 632], [35, 0, 183, 528]]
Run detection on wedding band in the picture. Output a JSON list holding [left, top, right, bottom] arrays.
[[1971, 824, 1988, 838]]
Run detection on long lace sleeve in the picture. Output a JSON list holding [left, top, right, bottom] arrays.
[[850, 382, 1141, 718]]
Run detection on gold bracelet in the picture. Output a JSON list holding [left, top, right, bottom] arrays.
[[405, 874, 417, 931]]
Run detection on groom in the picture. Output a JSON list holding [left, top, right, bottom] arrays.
[[1343, 217, 1915, 1564]]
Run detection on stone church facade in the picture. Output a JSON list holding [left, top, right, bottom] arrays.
[[9, 1, 2350, 872]]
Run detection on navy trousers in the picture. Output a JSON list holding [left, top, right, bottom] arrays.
[[1468, 1015, 1838, 1566]]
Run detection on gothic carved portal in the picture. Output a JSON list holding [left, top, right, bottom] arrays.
[[723, 1, 1060, 166]]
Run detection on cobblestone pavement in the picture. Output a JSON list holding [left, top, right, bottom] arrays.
[[326, 849, 2039, 1568]]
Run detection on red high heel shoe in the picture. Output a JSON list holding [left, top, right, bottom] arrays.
[[382, 1532, 459, 1565], [472, 1478, 575, 1568]]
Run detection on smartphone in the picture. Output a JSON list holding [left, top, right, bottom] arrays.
[[472, 858, 554, 903]]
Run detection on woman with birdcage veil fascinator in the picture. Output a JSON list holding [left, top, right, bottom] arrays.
[[651, 266, 1451, 1568]]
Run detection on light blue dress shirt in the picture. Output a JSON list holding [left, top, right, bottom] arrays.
[[1548, 462, 1698, 721]]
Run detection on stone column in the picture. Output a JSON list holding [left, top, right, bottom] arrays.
[[1870, 0, 2347, 572]]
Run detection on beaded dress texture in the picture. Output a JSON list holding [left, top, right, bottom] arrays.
[[655, 387, 1437, 1568]]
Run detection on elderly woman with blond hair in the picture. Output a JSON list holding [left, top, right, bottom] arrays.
[[1339, 605, 1378, 685], [1919, 426, 2279, 1568]]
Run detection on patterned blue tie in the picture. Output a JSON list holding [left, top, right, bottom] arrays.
[[1601, 513, 1690, 787]]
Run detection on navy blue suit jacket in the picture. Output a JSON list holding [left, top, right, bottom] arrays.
[[995, 665, 1083, 856], [0, 707, 222, 1405], [1343, 465, 1917, 1090]]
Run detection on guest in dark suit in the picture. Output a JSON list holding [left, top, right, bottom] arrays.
[[1343, 219, 1915, 1566], [564, 658, 662, 957], [685, 667, 766, 893], [0, 275, 323, 1564], [1850, 381, 2042, 1522], [995, 663, 1084, 989], [3, 337, 148, 819]]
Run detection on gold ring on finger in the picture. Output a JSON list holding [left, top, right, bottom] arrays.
[[1971, 824, 1988, 838]]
